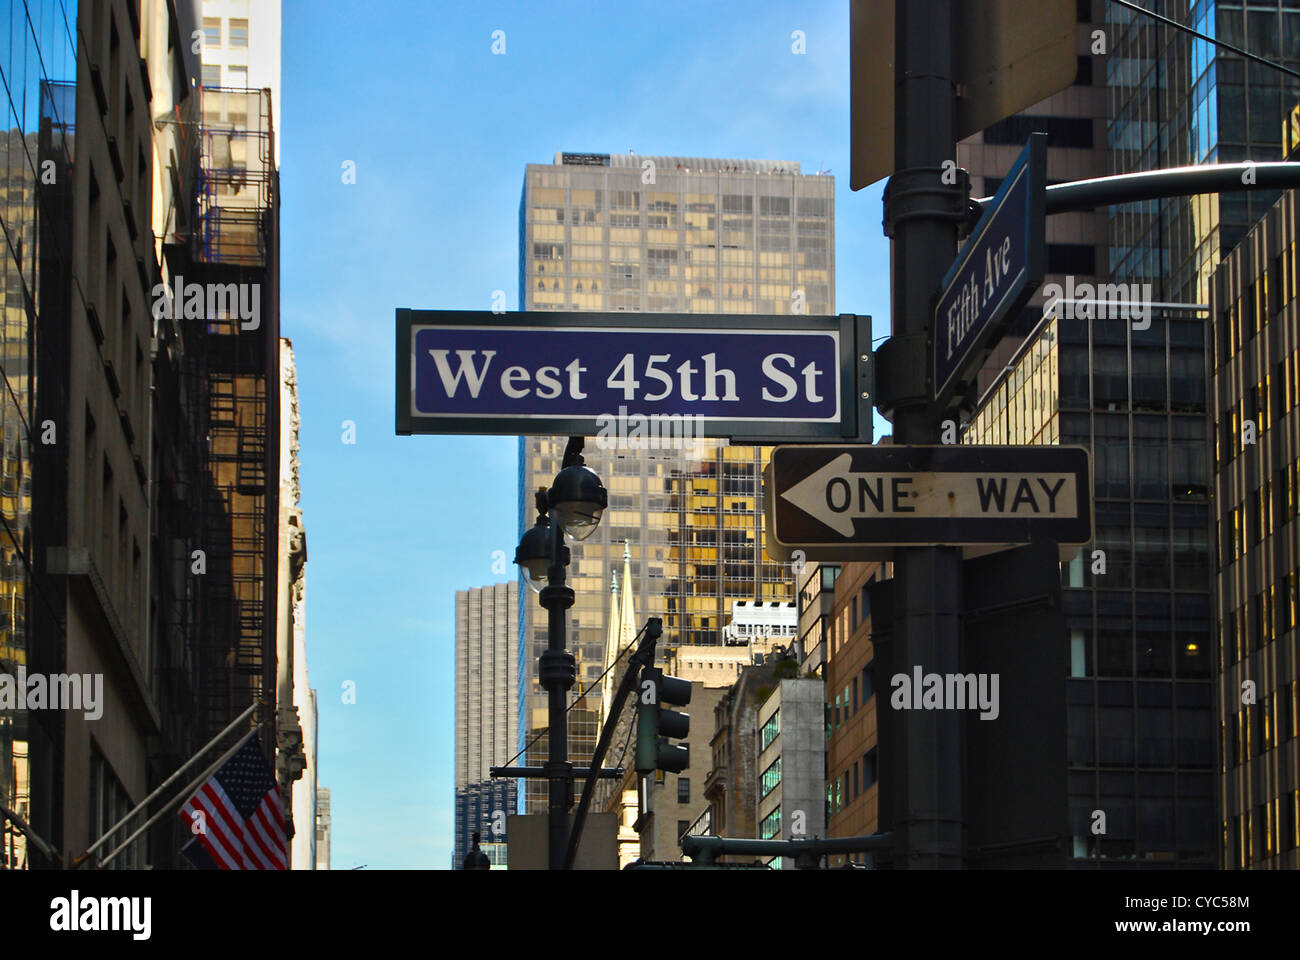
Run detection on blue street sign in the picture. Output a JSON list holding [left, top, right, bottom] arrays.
[[933, 134, 1046, 404], [396, 310, 872, 443]]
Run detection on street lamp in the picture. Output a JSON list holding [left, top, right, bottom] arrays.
[[512, 436, 607, 869], [548, 462, 607, 539], [514, 511, 552, 592]]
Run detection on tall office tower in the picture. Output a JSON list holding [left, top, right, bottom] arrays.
[[1210, 185, 1300, 868], [950, 1, 1217, 865], [1106, 0, 1300, 869], [201, 0, 282, 164], [1108, 0, 1300, 304], [0, 0, 78, 872], [516, 152, 834, 815], [963, 307, 1216, 866], [454, 583, 518, 868]]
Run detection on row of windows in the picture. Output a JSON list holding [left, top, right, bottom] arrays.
[[1226, 682, 1300, 769], [760, 757, 781, 799], [202, 17, 250, 49], [827, 749, 877, 820], [200, 63, 249, 89], [1221, 573, 1299, 665], [1226, 791, 1300, 867], [828, 661, 875, 733], [1221, 466, 1300, 566]]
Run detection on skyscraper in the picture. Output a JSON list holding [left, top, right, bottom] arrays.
[[1210, 183, 1300, 868], [950, 0, 1216, 865], [454, 582, 518, 868], [1107, 0, 1300, 304], [516, 152, 835, 815]]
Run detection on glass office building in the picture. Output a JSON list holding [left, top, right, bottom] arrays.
[[1108, 0, 1300, 304], [516, 153, 834, 814], [965, 309, 1217, 865], [0, 0, 78, 870], [1210, 188, 1300, 868]]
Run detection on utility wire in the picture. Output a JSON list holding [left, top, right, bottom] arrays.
[[1111, 0, 1300, 82], [494, 620, 650, 771]]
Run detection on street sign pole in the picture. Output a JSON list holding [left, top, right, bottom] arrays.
[[884, 0, 965, 868]]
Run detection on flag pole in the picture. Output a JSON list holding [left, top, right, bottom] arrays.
[[76, 699, 263, 865], [94, 724, 264, 869]]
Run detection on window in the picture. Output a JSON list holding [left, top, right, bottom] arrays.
[[760, 757, 782, 799], [228, 64, 248, 88], [1047, 243, 1097, 275], [202, 17, 220, 48], [201, 63, 220, 87], [91, 749, 138, 869], [678, 820, 690, 841], [862, 748, 877, 789], [760, 807, 781, 840], [861, 661, 874, 702], [678, 778, 690, 803], [229, 18, 249, 48], [761, 709, 780, 749]]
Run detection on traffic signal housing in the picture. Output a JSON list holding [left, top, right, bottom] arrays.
[[635, 667, 692, 775]]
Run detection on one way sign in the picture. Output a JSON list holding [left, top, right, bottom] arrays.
[[764, 445, 1092, 561]]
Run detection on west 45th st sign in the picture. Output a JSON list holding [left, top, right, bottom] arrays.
[[396, 309, 873, 443]]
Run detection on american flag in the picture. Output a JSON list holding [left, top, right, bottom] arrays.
[[179, 734, 287, 870]]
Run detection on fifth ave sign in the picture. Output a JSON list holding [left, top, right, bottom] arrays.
[[933, 134, 1046, 406]]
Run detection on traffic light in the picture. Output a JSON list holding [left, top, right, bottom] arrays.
[[635, 667, 691, 775]]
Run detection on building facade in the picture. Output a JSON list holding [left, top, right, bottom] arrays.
[[796, 562, 840, 675], [963, 307, 1216, 865], [824, 560, 887, 866], [1107, 0, 1300, 307], [516, 152, 834, 815], [0, 0, 293, 870], [703, 657, 784, 849], [315, 786, 331, 869], [200, 0, 281, 165], [0, 0, 81, 870], [454, 582, 518, 868], [1210, 187, 1300, 868], [755, 676, 825, 869]]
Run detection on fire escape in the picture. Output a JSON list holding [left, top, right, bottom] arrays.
[[188, 86, 277, 733]]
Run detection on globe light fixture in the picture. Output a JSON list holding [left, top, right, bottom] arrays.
[[514, 517, 552, 593], [547, 463, 607, 541]]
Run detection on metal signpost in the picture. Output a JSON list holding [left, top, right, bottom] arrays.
[[932, 134, 1046, 409], [396, 309, 872, 443]]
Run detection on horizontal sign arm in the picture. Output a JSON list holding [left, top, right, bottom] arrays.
[[974, 162, 1300, 216]]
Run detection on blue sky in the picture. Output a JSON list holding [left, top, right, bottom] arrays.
[[281, 0, 892, 869]]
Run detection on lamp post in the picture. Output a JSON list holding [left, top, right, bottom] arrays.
[[515, 436, 607, 870]]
